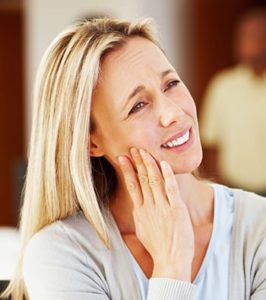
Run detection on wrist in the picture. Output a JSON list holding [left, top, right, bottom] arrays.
[[152, 262, 192, 282]]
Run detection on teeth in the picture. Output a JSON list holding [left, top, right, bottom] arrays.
[[163, 130, 190, 148], [172, 140, 178, 146]]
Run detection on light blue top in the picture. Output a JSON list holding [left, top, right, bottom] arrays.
[[23, 187, 266, 299], [127, 184, 235, 299]]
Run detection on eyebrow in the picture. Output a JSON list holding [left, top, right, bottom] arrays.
[[122, 69, 176, 113]]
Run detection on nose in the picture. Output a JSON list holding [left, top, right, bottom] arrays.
[[158, 96, 185, 128]]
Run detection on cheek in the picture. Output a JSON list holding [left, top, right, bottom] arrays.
[[182, 96, 198, 122], [128, 123, 162, 160], [178, 86, 197, 117], [123, 123, 158, 149], [112, 121, 158, 154], [100, 126, 138, 154]]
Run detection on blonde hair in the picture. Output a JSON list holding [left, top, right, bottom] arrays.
[[2, 17, 159, 299]]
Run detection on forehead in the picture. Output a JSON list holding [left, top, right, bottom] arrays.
[[98, 37, 172, 86], [91, 37, 174, 120]]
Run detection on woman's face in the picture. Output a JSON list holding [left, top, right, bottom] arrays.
[[91, 37, 202, 174]]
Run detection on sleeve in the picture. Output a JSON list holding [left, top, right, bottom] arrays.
[[23, 225, 197, 300], [23, 226, 110, 300], [200, 75, 224, 147], [147, 278, 197, 300], [250, 239, 266, 300]]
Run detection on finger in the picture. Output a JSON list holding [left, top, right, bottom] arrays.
[[139, 149, 167, 205], [130, 148, 154, 205], [160, 160, 181, 207], [117, 155, 143, 208]]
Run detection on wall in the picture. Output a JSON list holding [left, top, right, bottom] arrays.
[[0, 2, 24, 225], [141, 0, 191, 85]]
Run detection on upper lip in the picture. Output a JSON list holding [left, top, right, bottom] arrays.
[[161, 127, 191, 146]]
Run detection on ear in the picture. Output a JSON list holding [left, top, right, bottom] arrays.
[[89, 133, 104, 157]]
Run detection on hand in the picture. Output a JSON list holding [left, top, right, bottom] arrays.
[[118, 148, 194, 281]]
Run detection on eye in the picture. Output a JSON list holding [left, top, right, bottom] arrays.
[[128, 101, 147, 115], [165, 79, 180, 92]]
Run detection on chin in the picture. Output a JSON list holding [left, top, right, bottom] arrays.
[[172, 151, 203, 175]]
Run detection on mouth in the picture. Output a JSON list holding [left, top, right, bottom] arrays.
[[161, 128, 191, 149]]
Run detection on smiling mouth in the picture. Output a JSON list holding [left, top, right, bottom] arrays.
[[161, 130, 190, 148]]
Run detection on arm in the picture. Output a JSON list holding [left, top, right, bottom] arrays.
[[250, 239, 266, 300], [23, 224, 196, 300], [118, 148, 197, 300]]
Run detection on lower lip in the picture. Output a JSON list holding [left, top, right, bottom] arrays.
[[161, 128, 194, 153]]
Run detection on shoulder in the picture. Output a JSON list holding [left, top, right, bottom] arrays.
[[26, 211, 107, 251], [231, 188, 266, 247], [23, 212, 111, 297], [232, 189, 266, 221], [212, 65, 247, 81], [201, 65, 243, 110], [23, 212, 111, 277], [206, 65, 247, 92], [231, 189, 266, 296]]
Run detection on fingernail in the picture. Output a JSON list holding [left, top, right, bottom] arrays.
[[130, 147, 139, 157], [139, 149, 147, 157], [117, 156, 127, 165], [160, 160, 169, 170]]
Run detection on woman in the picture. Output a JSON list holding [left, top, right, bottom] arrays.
[[3, 18, 266, 300]]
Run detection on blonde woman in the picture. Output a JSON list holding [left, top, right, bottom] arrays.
[[3, 18, 266, 300]]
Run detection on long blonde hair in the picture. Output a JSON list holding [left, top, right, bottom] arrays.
[[2, 17, 160, 299]]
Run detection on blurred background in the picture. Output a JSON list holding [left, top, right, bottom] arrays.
[[0, 0, 265, 228]]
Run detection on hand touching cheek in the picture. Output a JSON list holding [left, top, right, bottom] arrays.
[[118, 148, 194, 281]]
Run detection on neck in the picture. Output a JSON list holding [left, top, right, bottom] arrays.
[[110, 171, 214, 234], [176, 173, 214, 227], [243, 62, 266, 77], [252, 66, 266, 77]]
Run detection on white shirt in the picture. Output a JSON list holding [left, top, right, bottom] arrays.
[[200, 65, 266, 191]]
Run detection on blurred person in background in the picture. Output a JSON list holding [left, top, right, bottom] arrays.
[[200, 6, 266, 196]]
